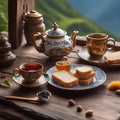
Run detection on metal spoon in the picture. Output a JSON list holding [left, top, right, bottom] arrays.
[[3, 90, 51, 102]]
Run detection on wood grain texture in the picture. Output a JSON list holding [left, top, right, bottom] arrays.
[[0, 45, 120, 120]]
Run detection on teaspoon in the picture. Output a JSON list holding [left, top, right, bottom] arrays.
[[3, 90, 51, 102]]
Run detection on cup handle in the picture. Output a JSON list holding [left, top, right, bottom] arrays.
[[106, 38, 115, 50], [13, 68, 20, 76]]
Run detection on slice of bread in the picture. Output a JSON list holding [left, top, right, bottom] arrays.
[[74, 66, 95, 85], [79, 77, 94, 85], [52, 70, 79, 87], [74, 71, 95, 80], [104, 51, 120, 64], [76, 66, 93, 75]]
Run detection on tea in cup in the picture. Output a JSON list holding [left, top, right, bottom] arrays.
[[13, 62, 44, 84], [56, 60, 71, 72], [86, 33, 115, 57]]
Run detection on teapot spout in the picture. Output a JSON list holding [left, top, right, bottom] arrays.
[[71, 31, 79, 49]]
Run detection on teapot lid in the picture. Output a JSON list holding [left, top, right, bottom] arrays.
[[26, 10, 42, 18], [46, 22, 66, 38]]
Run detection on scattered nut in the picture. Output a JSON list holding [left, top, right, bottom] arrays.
[[68, 99, 75, 106], [76, 105, 83, 112], [116, 89, 120, 95], [85, 109, 93, 117]]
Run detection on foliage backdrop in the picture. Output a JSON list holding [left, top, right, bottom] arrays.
[[0, 0, 8, 31], [0, 0, 119, 41]]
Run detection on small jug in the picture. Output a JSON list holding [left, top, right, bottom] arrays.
[[24, 10, 46, 45]]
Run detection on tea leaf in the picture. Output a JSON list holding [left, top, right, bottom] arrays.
[[0, 80, 10, 87]]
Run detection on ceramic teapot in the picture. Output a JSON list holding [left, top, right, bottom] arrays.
[[32, 22, 79, 59]]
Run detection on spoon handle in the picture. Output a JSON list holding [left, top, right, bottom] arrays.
[[4, 95, 39, 102]]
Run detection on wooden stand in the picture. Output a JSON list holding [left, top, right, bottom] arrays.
[[8, 0, 34, 49]]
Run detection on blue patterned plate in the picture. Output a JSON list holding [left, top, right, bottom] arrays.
[[46, 64, 106, 91]]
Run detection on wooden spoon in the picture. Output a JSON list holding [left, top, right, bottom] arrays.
[[4, 90, 51, 102]]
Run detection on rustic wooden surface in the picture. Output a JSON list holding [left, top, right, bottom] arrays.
[[0, 41, 120, 120]]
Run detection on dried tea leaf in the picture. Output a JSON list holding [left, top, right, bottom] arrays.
[[0, 80, 10, 87]]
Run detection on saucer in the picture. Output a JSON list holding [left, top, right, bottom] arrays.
[[77, 46, 120, 67], [13, 73, 49, 87]]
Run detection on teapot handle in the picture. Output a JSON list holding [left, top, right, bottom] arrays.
[[32, 32, 44, 53], [33, 32, 41, 39]]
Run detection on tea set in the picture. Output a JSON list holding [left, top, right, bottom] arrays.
[[11, 24, 115, 90], [1, 10, 118, 103]]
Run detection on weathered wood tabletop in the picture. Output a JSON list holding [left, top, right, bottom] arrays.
[[0, 39, 120, 120]]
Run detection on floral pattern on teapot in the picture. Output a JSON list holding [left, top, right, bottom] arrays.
[[44, 36, 73, 56]]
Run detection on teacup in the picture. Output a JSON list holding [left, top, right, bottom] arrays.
[[86, 33, 115, 57], [13, 62, 44, 84]]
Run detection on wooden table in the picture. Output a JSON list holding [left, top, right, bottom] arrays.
[[0, 40, 120, 120]]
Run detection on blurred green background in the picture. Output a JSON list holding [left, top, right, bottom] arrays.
[[0, 0, 119, 41]]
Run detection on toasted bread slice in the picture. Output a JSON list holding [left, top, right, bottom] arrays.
[[79, 77, 94, 85], [76, 66, 93, 75], [104, 51, 120, 64], [52, 70, 79, 87], [74, 71, 96, 80]]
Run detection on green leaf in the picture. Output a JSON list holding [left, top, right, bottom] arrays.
[[0, 80, 10, 87]]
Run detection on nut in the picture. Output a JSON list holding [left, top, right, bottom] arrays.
[[85, 109, 93, 117], [76, 105, 83, 112], [68, 99, 75, 106]]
